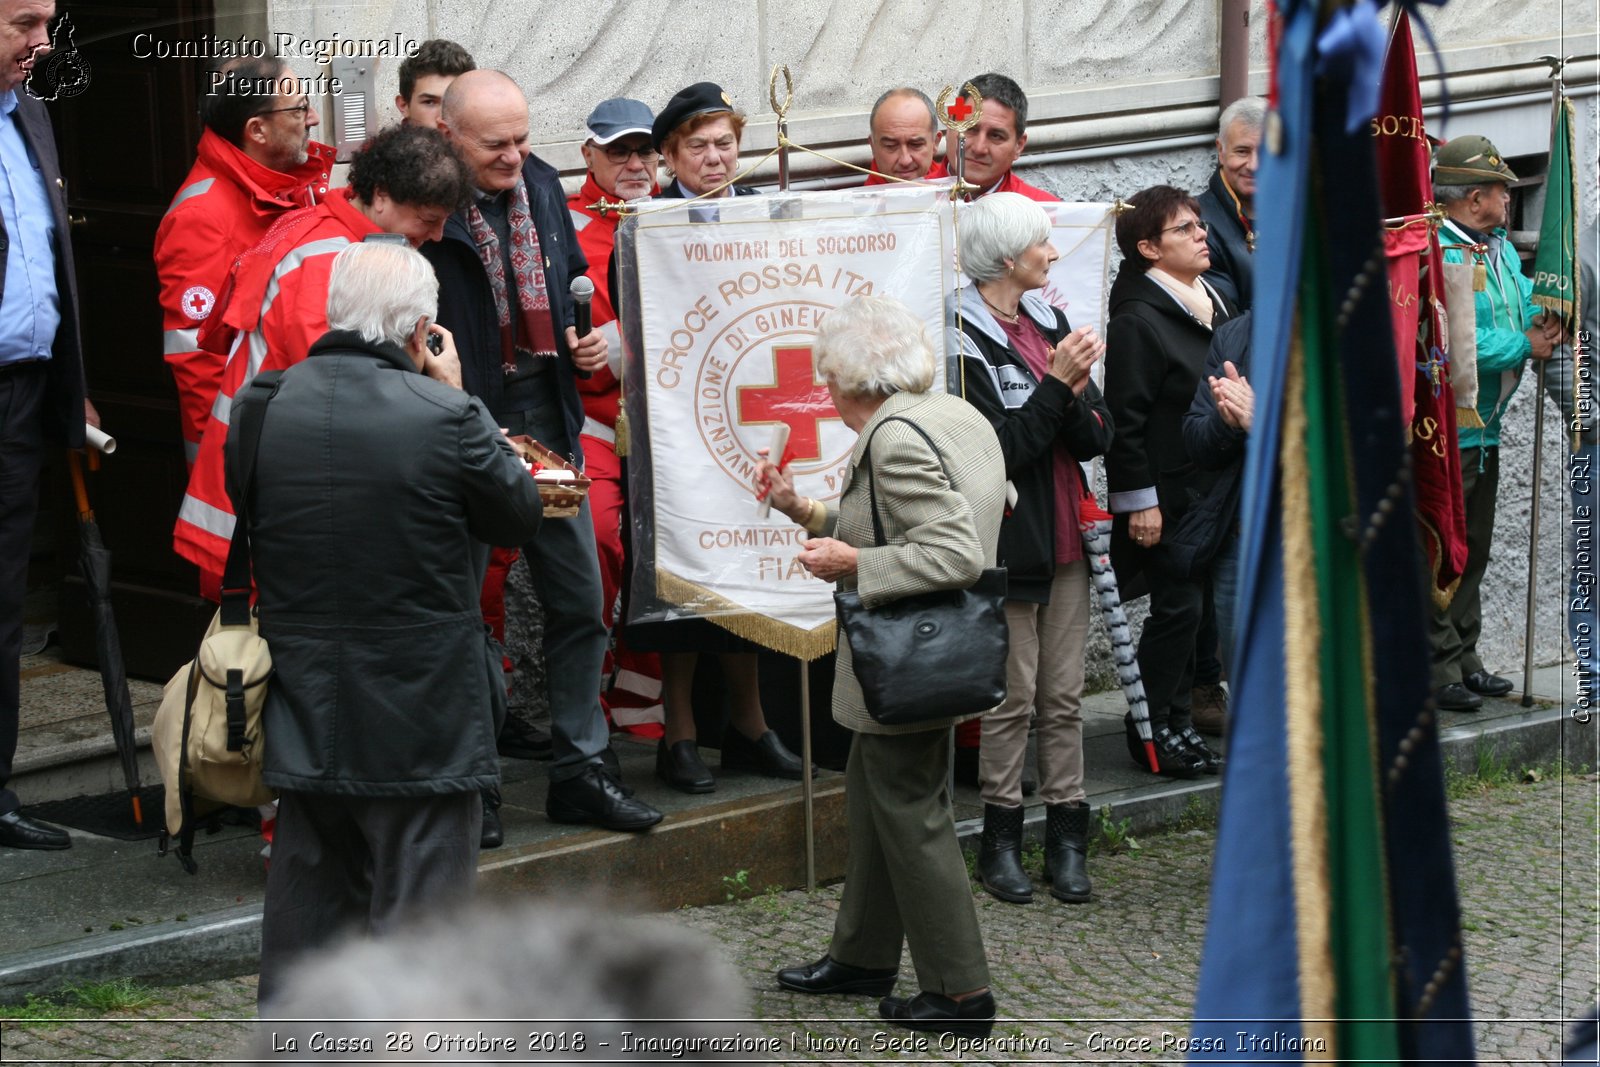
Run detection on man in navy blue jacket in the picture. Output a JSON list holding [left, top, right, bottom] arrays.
[[427, 70, 661, 833]]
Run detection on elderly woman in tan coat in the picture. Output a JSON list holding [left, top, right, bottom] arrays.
[[757, 295, 1006, 1039]]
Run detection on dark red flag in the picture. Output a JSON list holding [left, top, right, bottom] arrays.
[[1374, 9, 1468, 607]]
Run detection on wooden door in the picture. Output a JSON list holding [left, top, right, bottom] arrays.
[[50, 1, 215, 679]]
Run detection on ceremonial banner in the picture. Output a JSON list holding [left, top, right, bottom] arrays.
[[1532, 96, 1578, 322], [1190, 0, 1473, 1061], [1374, 7, 1467, 607], [617, 185, 954, 660], [1039, 202, 1115, 336]]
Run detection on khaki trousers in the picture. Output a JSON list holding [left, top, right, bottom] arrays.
[[981, 561, 1090, 807]]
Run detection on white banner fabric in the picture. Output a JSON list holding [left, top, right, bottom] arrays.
[[625, 185, 953, 658]]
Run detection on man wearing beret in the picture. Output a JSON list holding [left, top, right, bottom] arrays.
[[429, 70, 663, 832], [1429, 134, 1567, 710]]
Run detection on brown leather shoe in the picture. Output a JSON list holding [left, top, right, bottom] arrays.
[[1191, 682, 1229, 736]]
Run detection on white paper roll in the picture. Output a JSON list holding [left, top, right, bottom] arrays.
[[85, 424, 116, 455]]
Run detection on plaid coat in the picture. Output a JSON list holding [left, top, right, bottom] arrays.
[[823, 389, 1006, 734]]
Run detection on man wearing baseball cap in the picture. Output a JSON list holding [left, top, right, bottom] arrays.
[[1429, 134, 1567, 711], [567, 99, 666, 739]]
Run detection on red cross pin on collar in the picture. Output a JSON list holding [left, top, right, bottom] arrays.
[[936, 82, 983, 133]]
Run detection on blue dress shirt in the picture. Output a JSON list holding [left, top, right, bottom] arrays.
[[0, 89, 60, 367]]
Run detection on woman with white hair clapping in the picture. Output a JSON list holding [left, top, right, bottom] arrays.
[[950, 192, 1112, 906]]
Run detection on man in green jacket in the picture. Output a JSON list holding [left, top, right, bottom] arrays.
[[1430, 135, 1566, 710]]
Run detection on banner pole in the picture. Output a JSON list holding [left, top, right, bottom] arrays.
[[800, 659, 815, 890], [769, 65, 793, 193], [1522, 61, 1565, 706]]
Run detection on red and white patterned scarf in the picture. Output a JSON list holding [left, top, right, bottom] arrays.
[[466, 181, 559, 373]]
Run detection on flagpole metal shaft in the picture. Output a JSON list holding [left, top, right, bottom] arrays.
[[1525, 364, 1547, 706], [1521, 62, 1566, 706], [800, 659, 815, 890]]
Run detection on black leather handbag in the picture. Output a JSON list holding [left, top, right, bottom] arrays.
[[834, 416, 1008, 725]]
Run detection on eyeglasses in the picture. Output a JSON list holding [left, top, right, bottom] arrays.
[[598, 143, 658, 165], [258, 99, 312, 120], [1161, 219, 1208, 239]]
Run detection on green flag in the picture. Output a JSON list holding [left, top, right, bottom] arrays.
[[1532, 97, 1578, 322]]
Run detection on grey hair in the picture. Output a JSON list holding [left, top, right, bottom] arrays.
[[326, 242, 439, 349], [959, 191, 1052, 282], [1433, 182, 1494, 205], [813, 295, 936, 398], [1218, 96, 1267, 142], [869, 86, 937, 133]]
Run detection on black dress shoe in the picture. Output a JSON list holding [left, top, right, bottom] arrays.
[[497, 716, 553, 760], [1177, 726, 1224, 775], [0, 810, 71, 851], [657, 739, 715, 793], [879, 990, 996, 1039], [480, 788, 504, 850], [776, 955, 898, 997], [1463, 670, 1514, 698], [720, 729, 810, 780], [546, 765, 662, 832], [1434, 682, 1484, 711]]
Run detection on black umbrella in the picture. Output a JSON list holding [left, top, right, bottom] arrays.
[[68, 449, 144, 827]]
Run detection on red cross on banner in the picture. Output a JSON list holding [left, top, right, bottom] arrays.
[[736, 344, 839, 463], [946, 95, 974, 123]]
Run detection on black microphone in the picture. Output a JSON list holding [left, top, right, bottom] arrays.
[[570, 276, 594, 379]]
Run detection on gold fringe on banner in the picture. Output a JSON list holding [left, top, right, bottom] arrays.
[[656, 568, 838, 661], [1455, 405, 1485, 430], [1417, 518, 1464, 612], [1279, 327, 1338, 1059]]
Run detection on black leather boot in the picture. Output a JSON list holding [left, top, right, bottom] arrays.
[[977, 803, 1032, 903], [1044, 802, 1091, 903]]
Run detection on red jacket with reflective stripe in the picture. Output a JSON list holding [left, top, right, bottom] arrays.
[[568, 173, 623, 432], [173, 187, 378, 585], [153, 130, 333, 455]]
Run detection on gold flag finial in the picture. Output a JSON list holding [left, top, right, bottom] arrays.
[[935, 82, 983, 134], [768, 64, 794, 119]]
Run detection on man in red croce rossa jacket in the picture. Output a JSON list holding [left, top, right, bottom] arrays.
[[154, 56, 333, 465], [174, 125, 471, 596], [565, 98, 666, 738]]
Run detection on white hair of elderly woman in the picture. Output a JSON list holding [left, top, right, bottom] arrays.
[[325, 241, 440, 350], [812, 294, 936, 399], [959, 191, 1052, 283], [253, 902, 747, 1059]]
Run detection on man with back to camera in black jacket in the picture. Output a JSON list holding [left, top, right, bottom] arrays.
[[426, 69, 663, 832], [242, 241, 542, 1008]]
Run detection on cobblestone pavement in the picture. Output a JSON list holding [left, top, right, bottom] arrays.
[[2, 776, 1594, 1064]]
